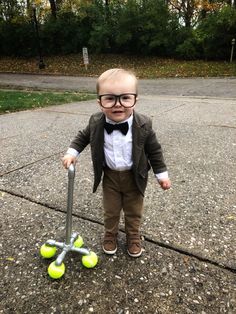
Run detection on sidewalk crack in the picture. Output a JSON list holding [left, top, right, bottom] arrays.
[[1, 189, 236, 275]]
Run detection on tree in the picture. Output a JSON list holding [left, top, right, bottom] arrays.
[[0, 0, 24, 21], [197, 5, 236, 59], [168, 0, 227, 28], [49, 0, 57, 18]]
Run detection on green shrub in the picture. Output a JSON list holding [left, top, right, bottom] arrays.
[[0, 20, 36, 57], [197, 6, 236, 60], [175, 37, 201, 60]]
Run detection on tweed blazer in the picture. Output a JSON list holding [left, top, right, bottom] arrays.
[[70, 111, 167, 195]]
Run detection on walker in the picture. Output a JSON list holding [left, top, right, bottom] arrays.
[[40, 164, 98, 279]]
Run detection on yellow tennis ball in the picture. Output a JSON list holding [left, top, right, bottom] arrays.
[[48, 261, 65, 279], [82, 252, 98, 268], [40, 244, 57, 259], [74, 236, 84, 248]]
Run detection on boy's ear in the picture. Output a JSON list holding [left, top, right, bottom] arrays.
[[97, 98, 103, 111]]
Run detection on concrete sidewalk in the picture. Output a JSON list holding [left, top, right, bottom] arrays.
[[0, 74, 236, 313]]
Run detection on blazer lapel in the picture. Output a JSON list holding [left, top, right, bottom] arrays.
[[90, 114, 105, 169]]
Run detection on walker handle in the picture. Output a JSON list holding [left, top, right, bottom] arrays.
[[68, 163, 75, 180]]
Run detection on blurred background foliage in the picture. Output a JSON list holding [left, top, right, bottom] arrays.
[[0, 0, 235, 60]]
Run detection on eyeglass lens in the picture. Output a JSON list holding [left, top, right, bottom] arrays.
[[100, 94, 136, 108]]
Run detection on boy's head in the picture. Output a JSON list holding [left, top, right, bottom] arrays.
[[97, 68, 138, 123]]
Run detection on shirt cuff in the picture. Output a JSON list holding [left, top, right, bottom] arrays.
[[155, 171, 169, 181], [66, 148, 79, 157]]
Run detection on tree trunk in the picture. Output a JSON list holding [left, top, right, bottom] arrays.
[[49, 0, 57, 19]]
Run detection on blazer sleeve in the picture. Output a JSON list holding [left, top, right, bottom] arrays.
[[69, 121, 91, 153], [144, 121, 167, 174], [69, 112, 104, 154]]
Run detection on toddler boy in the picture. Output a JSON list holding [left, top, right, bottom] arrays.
[[63, 68, 171, 257]]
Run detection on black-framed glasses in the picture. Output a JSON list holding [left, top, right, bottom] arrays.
[[99, 93, 137, 108]]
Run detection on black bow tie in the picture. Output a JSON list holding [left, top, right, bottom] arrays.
[[104, 121, 129, 135]]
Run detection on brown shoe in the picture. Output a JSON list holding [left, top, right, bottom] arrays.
[[102, 232, 117, 255], [127, 234, 143, 257]]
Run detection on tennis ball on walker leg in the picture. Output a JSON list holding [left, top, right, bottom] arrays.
[[74, 235, 84, 248], [82, 252, 98, 268], [48, 261, 65, 279], [40, 244, 57, 258]]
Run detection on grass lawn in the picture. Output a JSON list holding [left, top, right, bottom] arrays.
[[1, 54, 235, 114], [0, 54, 236, 78], [0, 89, 96, 114]]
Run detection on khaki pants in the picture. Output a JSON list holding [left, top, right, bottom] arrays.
[[102, 168, 144, 236]]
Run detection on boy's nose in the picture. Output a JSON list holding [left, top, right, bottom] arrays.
[[114, 97, 122, 106]]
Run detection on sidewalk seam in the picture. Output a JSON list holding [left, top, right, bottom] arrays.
[[1, 188, 236, 275]]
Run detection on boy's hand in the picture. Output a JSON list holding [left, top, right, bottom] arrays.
[[62, 154, 76, 169], [158, 178, 171, 190]]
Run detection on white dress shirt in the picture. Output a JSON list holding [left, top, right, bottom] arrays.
[[66, 114, 168, 181], [104, 115, 133, 171]]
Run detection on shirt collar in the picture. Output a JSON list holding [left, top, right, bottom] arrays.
[[106, 114, 133, 127]]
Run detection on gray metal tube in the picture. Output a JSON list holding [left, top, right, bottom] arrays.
[[65, 164, 75, 244]]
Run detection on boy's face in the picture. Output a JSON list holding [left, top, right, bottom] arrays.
[[97, 75, 137, 122]]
